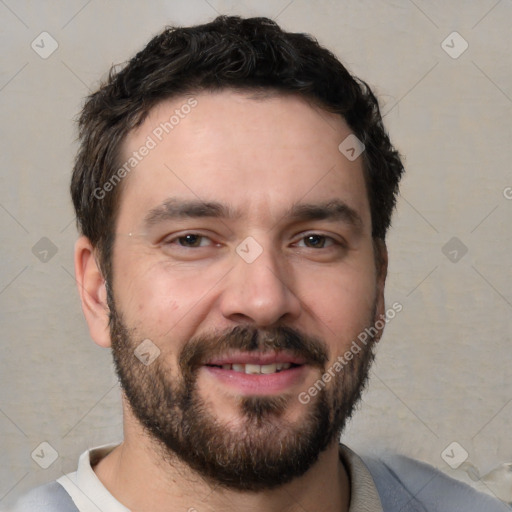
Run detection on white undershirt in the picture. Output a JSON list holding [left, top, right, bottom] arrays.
[[57, 444, 128, 512]]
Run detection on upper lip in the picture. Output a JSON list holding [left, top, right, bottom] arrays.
[[204, 351, 307, 366]]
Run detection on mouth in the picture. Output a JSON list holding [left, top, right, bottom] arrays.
[[201, 352, 309, 394], [205, 362, 299, 374]]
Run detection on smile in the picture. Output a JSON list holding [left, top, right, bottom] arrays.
[[201, 352, 309, 394], [206, 362, 297, 374]]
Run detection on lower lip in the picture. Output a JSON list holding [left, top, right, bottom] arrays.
[[201, 365, 309, 395]]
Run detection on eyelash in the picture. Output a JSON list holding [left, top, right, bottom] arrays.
[[169, 233, 215, 248], [163, 232, 342, 250]]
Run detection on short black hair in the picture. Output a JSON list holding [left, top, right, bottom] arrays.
[[71, 15, 404, 280]]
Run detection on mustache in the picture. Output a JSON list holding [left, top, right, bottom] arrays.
[[180, 325, 329, 372]]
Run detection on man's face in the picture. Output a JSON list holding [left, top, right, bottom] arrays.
[[108, 90, 385, 490]]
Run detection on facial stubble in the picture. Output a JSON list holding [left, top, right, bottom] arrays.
[[109, 301, 377, 491]]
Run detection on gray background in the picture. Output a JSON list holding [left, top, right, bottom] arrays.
[[1, 0, 511, 507]]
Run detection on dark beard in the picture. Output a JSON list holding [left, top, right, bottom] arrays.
[[109, 302, 377, 492]]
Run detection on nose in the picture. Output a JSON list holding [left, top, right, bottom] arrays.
[[219, 241, 302, 327]]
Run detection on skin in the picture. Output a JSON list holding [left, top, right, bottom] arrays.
[[74, 90, 388, 512]]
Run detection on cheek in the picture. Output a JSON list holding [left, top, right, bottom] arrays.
[[124, 273, 186, 330], [300, 261, 377, 352], [112, 254, 223, 344]]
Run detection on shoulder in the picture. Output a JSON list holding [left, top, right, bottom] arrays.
[[362, 452, 509, 511], [5, 481, 78, 512]]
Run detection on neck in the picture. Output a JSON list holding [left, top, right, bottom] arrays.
[[93, 407, 350, 512]]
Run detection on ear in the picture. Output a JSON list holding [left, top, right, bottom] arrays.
[[74, 236, 111, 348], [373, 239, 388, 342]]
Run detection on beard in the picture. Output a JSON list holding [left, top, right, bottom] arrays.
[[108, 298, 378, 492]]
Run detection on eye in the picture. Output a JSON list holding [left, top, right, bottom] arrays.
[[296, 234, 336, 249], [165, 233, 213, 248]]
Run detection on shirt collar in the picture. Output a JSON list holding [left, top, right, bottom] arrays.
[[339, 444, 383, 512], [58, 443, 383, 512], [57, 443, 128, 512]]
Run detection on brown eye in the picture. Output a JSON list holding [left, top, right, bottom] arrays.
[[177, 234, 203, 247], [301, 235, 333, 249]]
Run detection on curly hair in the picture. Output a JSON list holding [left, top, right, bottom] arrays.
[[71, 15, 404, 281]]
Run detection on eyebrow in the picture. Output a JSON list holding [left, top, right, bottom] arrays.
[[143, 197, 363, 232]]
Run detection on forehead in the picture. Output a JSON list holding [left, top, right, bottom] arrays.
[[116, 90, 370, 232]]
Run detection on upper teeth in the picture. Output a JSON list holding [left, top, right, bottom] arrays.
[[221, 363, 292, 374]]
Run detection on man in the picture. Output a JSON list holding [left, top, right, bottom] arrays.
[[10, 15, 506, 512]]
